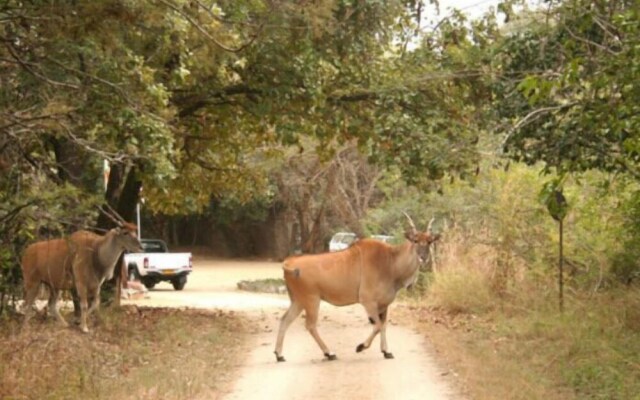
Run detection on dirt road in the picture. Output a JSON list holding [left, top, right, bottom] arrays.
[[124, 258, 459, 400]]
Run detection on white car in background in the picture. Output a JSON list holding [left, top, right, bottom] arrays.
[[371, 234, 395, 244], [328, 232, 357, 252]]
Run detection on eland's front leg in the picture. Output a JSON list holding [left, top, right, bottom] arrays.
[[356, 302, 387, 357], [379, 308, 393, 359]]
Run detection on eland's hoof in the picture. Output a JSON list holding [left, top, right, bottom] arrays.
[[356, 343, 366, 353], [324, 353, 337, 361], [274, 352, 286, 362], [382, 351, 395, 359]]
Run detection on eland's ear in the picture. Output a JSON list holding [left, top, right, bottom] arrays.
[[430, 233, 441, 243]]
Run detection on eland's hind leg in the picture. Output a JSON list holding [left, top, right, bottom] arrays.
[[303, 297, 336, 361], [274, 301, 303, 362]]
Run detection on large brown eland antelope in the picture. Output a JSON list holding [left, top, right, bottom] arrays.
[[274, 213, 439, 362], [21, 209, 142, 333]]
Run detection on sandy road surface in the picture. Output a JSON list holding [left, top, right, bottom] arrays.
[[124, 258, 458, 400]]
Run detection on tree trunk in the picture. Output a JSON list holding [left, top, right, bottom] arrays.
[[96, 164, 141, 230], [304, 203, 326, 253], [290, 221, 301, 254], [297, 202, 309, 252], [49, 137, 87, 187], [117, 166, 142, 223]]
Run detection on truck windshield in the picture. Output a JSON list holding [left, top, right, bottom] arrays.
[[142, 241, 166, 252]]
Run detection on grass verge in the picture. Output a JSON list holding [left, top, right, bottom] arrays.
[[0, 306, 248, 400], [397, 286, 640, 400]]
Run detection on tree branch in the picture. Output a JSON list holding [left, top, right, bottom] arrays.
[[176, 84, 262, 117], [4, 43, 79, 89], [563, 25, 620, 56], [503, 103, 578, 149], [58, 122, 136, 164], [0, 200, 40, 225]]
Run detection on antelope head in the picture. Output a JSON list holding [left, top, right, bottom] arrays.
[[100, 204, 143, 253], [403, 212, 439, 265]]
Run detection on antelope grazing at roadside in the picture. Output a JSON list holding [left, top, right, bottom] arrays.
[[21, 206, 142, 333], [274, 213, 439, 362]]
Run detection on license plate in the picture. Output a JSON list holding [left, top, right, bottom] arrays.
[[162, 270, 175, 275]]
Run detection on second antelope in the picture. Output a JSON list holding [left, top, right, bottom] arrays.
[[21, 206, 142, 333], [274, 213, 439, 362]]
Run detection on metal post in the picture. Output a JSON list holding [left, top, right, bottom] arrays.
[[136, 202, 141, 239], [559, 218, 564, 312]]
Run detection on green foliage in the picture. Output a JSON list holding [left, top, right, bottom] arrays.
[[493, 0, 640, 178], [609, 188, 640, 284], [2, 0, 486, 219], [367, 153, 640, 292]]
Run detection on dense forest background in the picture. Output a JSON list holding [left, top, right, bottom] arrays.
[[2, 0, 639, 312], [2, 0, 639, 295]]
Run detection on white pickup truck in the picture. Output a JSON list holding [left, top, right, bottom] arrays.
[[124, 239, 192, 290]]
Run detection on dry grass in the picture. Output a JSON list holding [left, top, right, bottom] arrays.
[[427, 266, 495, 314], [399, 232, 640, 400], [426, 232, 500, 314], [396, 302, 577, 400], [0, 306, 248, 400]]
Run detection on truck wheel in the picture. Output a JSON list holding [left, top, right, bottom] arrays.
[[172, 275, 187, 291], [142, 279, 156, 290]]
